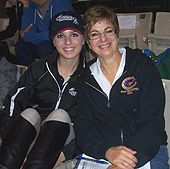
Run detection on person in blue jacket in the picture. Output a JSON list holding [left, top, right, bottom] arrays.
[[75, 4, 169, 169], [15, 0, 74, 66]]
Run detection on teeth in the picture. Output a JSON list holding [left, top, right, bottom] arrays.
[[100, 44, 110, 48], [64, 48, 74, 51]]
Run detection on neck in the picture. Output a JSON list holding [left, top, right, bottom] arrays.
[[38, 0, 49, 18], [57, 56, 79, 80], [99, 52, 122, 84]]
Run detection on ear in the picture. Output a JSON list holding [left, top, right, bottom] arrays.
[[53, 38, 56, 47]]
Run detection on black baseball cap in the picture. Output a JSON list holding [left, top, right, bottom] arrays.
[[50, 10, 84, 37]]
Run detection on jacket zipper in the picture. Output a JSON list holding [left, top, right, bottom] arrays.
[[55, 83, 68, 109], [46, 62, 68, 109], [85, 81, 124, 145], [121, 129, 124, 145], [85, 82, 110, 107]]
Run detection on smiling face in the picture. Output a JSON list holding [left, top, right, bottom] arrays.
[[53, 30, 84, 61], [87, 20, 120, 59]]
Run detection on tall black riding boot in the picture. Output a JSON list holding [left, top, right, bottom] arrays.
[[23, 121, 70, 169], [0, 115, 37, 169]]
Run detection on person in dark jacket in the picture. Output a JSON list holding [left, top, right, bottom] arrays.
[[75, 4, 169, 169], [0, 0, 22, 41], [0, 10, 85, 169]]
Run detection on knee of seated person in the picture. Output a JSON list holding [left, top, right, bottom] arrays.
[[37, 40, 54, 59], [15, 40, 25, 56], [21, 108, 41, 132], [15, 40, 24, 50], [46, 109, 71, 124]]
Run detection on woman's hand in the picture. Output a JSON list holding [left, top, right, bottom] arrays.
[[107, 164, 123, 169], [105, 146, 138, 169]]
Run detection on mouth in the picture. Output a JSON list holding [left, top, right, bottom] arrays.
[[99, 43, 110, 49], [63, 47, 74, 52]]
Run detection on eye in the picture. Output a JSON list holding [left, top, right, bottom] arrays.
[[71, 32, 79, 37], [105, 28, 116, 35], [106, 28, 114, 33], [90, 32, 100, 38], [56, 34, 64, 38]]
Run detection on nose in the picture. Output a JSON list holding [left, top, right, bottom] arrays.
[[100, 32, 107, 42], [65, 35, 72, 45]]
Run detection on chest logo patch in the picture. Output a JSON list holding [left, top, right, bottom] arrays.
[[121, 76, 139, 95], [69, 88, 77, 96]]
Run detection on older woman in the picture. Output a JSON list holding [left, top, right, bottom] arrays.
[[75, 4, 169, 169], [0, 10, 85, 169]]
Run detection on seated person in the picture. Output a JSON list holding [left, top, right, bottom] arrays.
[[0, 0, 22, 42], [15, 0, 74, 66], [75, 4, 169, 169], [0, 10, 85, 169]]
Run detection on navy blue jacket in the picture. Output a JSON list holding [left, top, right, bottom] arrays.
[[75, 47, 167, 168]]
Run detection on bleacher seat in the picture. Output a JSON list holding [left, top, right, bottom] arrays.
[[147, 12, 170, 55], [16, 65, 28, 81], [117, 12, 153, 50]]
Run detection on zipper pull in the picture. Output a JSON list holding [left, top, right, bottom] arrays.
[[121, 129, 124, 145], [107, 99, 110, 107], [58, 92, 62, 101]]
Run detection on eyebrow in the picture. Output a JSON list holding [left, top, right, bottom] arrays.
[[90, 27, 114, 33]]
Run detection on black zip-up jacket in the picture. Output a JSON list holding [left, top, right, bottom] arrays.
[[1, 49, 85, 159], [75, 47, 167, 168]]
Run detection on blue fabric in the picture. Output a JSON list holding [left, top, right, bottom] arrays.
[[150, 145, 169, 169], [21, 0, 74, 44], [15, 40, 55, 66]]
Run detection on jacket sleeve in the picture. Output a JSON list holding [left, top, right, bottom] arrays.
[[127, 65, 166, 168], [74, 84, 113, 159], [0, 64, 38, 138], [0, 7, 18, 41]]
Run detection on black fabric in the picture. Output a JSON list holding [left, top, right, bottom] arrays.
[[50, 10, 84, 37], [0, 115, 36, 169], [1, 48, 86, 161], [75, 47, 167, 168], [0, 5, 22, 41], [23, 121, 70, 169]]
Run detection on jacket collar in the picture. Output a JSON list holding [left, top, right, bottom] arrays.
[[45, 48, 86, 81]]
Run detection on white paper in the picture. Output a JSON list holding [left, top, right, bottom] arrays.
[[117, 15, 136, 29], [75, 154, 151, 169], [75, 154, 111, 169], [138, 162, 151, 169]]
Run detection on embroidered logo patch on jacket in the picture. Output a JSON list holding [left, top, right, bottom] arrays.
[[121, 76, 139, 95], [69, 88, 77, 96]]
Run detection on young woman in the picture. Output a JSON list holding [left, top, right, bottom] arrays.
[[75, 4, 169, 169], [0, 10, 85, 169]]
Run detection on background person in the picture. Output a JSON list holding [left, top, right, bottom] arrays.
[[0, 0, 23, 64], [0, 0, 22, 42], [0, 10, 85, 169], [15, 0, 74, 66], [75, 4, 169, 169]]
